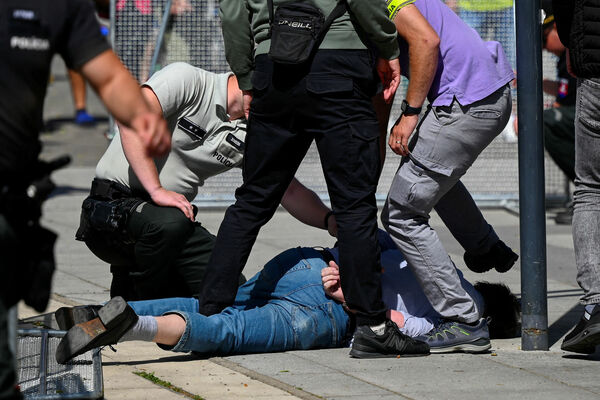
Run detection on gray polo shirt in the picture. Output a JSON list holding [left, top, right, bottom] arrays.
[[96, 63, 246, 201]]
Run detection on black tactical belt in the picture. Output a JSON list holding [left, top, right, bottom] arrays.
[[90, 178, 133, 200]]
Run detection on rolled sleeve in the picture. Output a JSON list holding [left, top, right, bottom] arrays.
[[61, 0, 111, 69]]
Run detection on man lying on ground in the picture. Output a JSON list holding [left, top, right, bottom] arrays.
[[55, 231, 520, 363]]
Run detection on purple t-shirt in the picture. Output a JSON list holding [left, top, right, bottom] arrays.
[[397, 0, 515, 106]]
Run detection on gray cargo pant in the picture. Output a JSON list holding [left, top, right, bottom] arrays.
[[382, 85, 511, 323]]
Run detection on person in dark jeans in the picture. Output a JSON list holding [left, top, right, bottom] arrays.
[[542, 5, 577, 224], [553, 0, 600, 355]]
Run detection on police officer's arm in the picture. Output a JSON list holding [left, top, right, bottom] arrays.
[[346, 0, 401, 102], [281, 179, 338, 237], [119, 86, 195, 221], [219, 0, 254, 91], [80, 50, 171, 157], [388, 3, 439, 156]]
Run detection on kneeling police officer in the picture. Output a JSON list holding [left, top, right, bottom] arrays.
[[77, 62, 337, 302]]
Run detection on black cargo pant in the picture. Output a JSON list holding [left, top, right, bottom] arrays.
[[82, 190, 216, 301], [198, 50, 387, 326]]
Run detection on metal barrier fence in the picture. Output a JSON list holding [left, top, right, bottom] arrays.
[[110, 0, 568, 208]]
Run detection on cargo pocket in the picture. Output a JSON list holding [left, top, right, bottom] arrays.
[[344, 121, 381, 189], [579, 79, 600, 135], [389, 159, 446, 217], [249, 70, 272, 114], [306, 73, 353, 97], [251, 69, 271, 92]]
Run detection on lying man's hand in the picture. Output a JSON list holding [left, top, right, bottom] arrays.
[[321, 261, 345, 303]]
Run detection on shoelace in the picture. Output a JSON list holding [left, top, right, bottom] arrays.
[[425, 320, 458, 338], [384, 321, 420, 350]]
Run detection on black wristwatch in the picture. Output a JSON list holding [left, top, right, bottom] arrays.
[[401, 99, 422, 116]]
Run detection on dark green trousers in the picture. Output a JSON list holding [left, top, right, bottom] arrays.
[[83, 201, 215, 301], [544, 105, 576, 182]]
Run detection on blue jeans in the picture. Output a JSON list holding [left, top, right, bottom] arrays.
[[129, 247, 350, 355], [459, 7, 515, 68], [573, 78, 600, 305]]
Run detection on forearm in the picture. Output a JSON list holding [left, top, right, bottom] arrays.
[[120, 125, 162, 196], [219, 0, 254, 90], [394, 6, 439, 107], [405, 44, 437, 107], [281, 178, 334, 234]]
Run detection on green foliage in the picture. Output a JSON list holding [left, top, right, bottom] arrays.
[[133, 371, 204, 400]]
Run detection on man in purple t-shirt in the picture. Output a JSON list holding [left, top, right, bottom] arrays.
[[380, 0, 515, 353]]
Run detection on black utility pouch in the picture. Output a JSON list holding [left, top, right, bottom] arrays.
[[269, 2, 324, 64], [76, 197, 143, 240], [267, 0, 346, 65]]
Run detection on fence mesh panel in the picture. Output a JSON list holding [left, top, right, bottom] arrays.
[[17, 331, 102, 399], [111, 0, 567, 206]]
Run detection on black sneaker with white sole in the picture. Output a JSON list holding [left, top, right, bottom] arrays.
[[55, 296, 137, 364], [417, 318, 491, 354], [350, 320, 430, 358], [561, 305, 600, 354]]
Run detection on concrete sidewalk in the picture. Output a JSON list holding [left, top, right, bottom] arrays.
[[28, 166, 600, 400], [20, 57, 600, 400]]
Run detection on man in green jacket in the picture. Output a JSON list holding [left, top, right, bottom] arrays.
[[197, 0, 430, 358]]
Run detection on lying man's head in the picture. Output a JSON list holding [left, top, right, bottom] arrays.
[[475, 281, 521, 339]]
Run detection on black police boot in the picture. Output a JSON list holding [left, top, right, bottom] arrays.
[[56, 296, 137, 364], [350, 320, 430, 358], [55, 304, 103, 331], [463, 240, 518, 273]]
